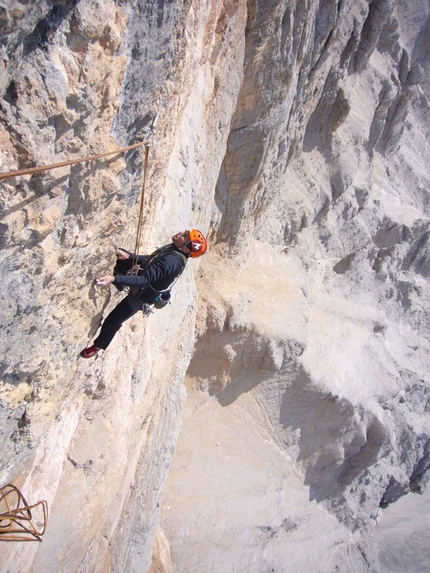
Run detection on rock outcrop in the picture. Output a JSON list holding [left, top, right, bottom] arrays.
[[0, 1, 429, 572]]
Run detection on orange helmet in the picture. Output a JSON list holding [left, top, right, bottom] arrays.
[[188, 229, 207, 258]]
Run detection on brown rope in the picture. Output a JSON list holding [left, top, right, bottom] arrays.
[[0, 139, 150, 181], [0, 483, 48, 542], [132, 144, 150, 269]]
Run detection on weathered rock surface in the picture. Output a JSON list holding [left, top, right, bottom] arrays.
[[0, 0, 429, 572]]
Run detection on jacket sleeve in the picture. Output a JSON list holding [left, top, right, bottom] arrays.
[[113, 252, 183, 287]]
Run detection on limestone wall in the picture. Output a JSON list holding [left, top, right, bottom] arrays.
[[0, 0, 429, 572]]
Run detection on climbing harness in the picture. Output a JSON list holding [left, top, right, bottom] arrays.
[[0, 483, 48, 542]]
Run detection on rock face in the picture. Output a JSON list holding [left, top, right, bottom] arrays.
[[0, 1, 429, 572]]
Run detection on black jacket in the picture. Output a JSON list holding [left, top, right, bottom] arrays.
[[114, 245, 187, 298]]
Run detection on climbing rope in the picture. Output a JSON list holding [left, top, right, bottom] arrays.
[[0, 483, 48, 542], [1, 96, 165, 265], [0, 139, 151, 180], [132, 143, 151, 269], [131, 98, 164, 268]]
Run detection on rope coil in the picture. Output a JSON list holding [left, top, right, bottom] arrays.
[[0, 484, 48, 542]]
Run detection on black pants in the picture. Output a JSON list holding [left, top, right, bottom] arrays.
[[93, 251, 151, 350], [93, 294, 143, 350]]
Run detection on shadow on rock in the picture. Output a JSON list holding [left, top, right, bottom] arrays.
[[279, 368, 389, 504]]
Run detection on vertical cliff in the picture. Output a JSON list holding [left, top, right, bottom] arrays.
[[163, 0, 430, 571], [0, 0, 429, 572]]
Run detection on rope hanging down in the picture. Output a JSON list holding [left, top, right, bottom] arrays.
[[131, 97, 164, 267], [132, 143, 150, 269]]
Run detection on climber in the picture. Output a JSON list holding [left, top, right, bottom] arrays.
[[80, 229, 207, 358]]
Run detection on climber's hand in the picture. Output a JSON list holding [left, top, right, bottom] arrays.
[[116, 249, 130, 261], [95, 275, 115, 287]]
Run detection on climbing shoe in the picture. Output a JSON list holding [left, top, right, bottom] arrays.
[[80, 345, 100, 359]]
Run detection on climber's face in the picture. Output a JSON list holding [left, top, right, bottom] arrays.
[[172, 230, 191, 253]]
